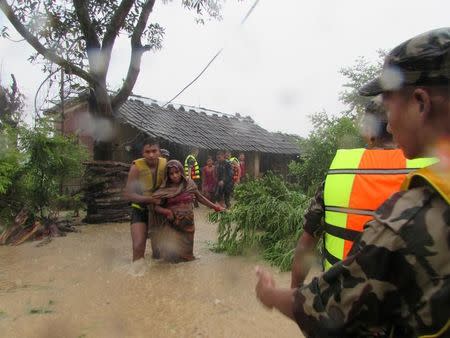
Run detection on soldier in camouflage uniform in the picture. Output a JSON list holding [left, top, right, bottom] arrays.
[[255, 27, 450, 338]]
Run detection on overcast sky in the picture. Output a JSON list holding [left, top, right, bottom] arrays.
[[0, 0, 449, 137]]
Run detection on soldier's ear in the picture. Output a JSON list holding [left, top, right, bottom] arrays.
[[413, 88, 432, 120]]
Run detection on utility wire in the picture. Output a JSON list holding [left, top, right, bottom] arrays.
[[163, 0, 260, 107]]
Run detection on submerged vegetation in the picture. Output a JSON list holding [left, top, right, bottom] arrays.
[[209, 173, 308, 271]]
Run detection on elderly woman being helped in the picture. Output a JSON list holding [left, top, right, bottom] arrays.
[[152, 160, 224, 262]]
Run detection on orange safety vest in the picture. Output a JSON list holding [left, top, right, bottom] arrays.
[[323, 148, 437, 269], [184, 155, 200, 180]]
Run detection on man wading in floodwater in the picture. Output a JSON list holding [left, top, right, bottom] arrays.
[[124, 140, 167, 262]]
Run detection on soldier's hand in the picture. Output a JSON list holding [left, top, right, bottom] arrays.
[[255, 266, 276, 309]]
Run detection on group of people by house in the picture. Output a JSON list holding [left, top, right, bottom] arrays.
[[122, 27, 450, 338], [184, 149, 246, 209]]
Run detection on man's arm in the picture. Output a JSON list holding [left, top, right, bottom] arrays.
[[256, 267, 296, 319], [291, 232, 317, 288], [123, 165, 159, 204], [291, 183, 325, 288], [258, 218, 404, 337]]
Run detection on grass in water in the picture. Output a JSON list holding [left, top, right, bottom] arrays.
[[28, 300, 55, 315], [28, 308, 53, 314]]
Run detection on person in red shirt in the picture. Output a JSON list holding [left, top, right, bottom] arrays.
[[201, 156, 217, 201], [239, 153, 246, 181]]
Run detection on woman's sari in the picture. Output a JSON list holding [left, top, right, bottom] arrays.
[[151, 160, 198, 262]]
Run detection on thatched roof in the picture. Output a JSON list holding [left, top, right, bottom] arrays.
[[118, 95, 300, 155]]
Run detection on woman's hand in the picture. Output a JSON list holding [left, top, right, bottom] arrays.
[[255, 266, 276, 309], [213, 204, 225, 212]]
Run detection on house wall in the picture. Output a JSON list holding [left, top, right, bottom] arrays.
[[112, 123, 140, 163], [55, 101, 95, 159], [50, 102, 94, 193], [260, 153, 297, 178]]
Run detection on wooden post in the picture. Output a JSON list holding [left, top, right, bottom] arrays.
[[254, 152, 260, 178]]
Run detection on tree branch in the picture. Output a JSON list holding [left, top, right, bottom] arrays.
[[101, 0, 135, 74], [0, 0, 96, 85], [72, 0, 106, 82], [112, 0, 155, 111], [72, 0, 100, 50]]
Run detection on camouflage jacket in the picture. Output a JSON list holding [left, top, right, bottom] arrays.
[[293, 183, 450, 338]]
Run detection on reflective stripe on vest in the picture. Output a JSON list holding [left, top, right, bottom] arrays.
[[133, 157, 167, 196], [323, 148, 437, 269], [229, 157, 239, 165], [131, 203, 144, 210], [184, 155, 200, 179]]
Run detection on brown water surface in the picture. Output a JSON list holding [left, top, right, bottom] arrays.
[[0, 206, 304, 337]]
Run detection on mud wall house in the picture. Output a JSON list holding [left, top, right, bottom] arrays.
[[47, 95, 301, 222]]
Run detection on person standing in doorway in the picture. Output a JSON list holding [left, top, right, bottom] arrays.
[[201, 156, 217, 202], [215, 150, 233, 208], [239, 153, 246, 182]]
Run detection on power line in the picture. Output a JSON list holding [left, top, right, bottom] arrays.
[[163, 0, 260, 107]]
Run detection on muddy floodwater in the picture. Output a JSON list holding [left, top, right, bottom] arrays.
[[0, 206, 305, 337]]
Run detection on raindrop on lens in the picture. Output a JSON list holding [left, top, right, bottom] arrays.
[[380, 67, 403, 91]]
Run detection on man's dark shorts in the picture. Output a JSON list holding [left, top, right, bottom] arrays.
[[131, 206, 148, 224]]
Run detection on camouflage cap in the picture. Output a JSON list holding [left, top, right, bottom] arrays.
[[359, 27, 450, 96]]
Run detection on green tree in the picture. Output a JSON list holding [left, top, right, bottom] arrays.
[[20, 119, 88, 218], [0, 0, 222, 120], [1, 0, 226, 158], [288, 52, 387, 194], [0, 76, 25, 221], [0, 74, 24, 130], [339, 50, 386, 117], [0, 119, 88, 228], [289, 112, 364, 195]]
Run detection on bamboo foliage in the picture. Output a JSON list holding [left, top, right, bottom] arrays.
[[209, 173, 308, 271]]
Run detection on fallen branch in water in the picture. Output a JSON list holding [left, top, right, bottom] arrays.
[[0, 209, 81, 246]]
